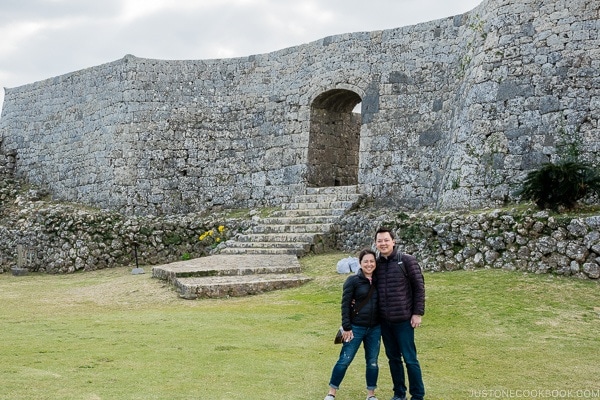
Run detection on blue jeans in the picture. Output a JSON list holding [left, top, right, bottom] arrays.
[[328, 324, 381, 391], [381, 320, 425, 400]]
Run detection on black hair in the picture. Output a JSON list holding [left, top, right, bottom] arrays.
[[374, 227, 395, 241], [358, 248, 377, 263]]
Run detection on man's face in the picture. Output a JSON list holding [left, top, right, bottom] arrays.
[[375, 232, 394, 257]]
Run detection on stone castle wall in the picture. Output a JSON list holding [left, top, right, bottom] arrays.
[[1, 0, 598, 216]]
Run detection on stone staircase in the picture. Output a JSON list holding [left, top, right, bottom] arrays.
[[152, 186, 362, 299], [220, 185, 362, 257]]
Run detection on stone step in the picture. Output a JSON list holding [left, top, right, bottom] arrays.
[[151, 254, 301, 282], [260, 215, 339, 225], [219, 247, 305, 256], [290, 193, 361, 204], [281, 200, 356, 210], [269, 208, 346, 218], [175, 274, 313, 299], [305, 185, 358, 195], [222, 240, 310, 250], [250, 223, 333, 234], [233, 232, 321, 243], [220, 239, 312, 256], [219, 184, 351, 258]]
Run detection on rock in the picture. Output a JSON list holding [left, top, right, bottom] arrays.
[[565, 243, 588, 263], [583, 262, 600, 279], [11, 267, 28, 276], [567, 220, 588, 237], [536, 237, 557, 255]]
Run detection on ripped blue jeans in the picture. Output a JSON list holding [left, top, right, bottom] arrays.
[[328, 324, 381, 391]]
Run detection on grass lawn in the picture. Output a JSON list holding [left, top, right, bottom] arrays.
[[1, 252, 599, 400]]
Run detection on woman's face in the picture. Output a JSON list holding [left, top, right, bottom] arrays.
[[360, 253, 376, 276]]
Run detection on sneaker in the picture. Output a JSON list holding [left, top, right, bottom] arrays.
[[367, 396, 379, 400], [390, 396, 406, 400], [324, 395, 335, 400]]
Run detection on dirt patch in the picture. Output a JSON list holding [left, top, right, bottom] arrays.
[[66, 267, 189, 308]]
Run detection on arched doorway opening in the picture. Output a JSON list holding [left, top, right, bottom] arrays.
[[307, 89, 362, 187]]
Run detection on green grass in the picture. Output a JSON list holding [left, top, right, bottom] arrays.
[[1, 252, 599, 400]]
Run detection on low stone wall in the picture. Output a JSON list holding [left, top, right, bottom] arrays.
[[0, 189, 252, 274], [3, 165, 600, 280], [333, 207, 600, 280]]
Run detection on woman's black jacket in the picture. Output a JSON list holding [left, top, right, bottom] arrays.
[[341, 268, 379, 331]]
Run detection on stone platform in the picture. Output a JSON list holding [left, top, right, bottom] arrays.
[[152, 254, 311, 299]]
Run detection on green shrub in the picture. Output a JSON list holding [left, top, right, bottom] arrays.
[[516, 161, 600, 210]]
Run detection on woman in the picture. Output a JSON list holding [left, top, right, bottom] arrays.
[[324, 249, 380, 400]]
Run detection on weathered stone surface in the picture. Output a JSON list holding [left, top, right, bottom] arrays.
[[3, 162, 600, 281], [0, 0, 598, 216], [536, 237, 557, 255], [568, 220, 589, 237], [585, 263, 600, 279], [0, 176, 251, 274], [334, 206, 600, 280]]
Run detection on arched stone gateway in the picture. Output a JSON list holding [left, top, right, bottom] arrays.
[[307, 89, 362, 187]]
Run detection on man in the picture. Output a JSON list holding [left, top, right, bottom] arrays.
[[374, 227, 425, 400]]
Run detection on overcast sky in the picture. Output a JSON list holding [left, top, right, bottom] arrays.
[[0, 0, 483, 112]]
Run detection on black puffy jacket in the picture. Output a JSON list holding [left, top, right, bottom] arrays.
[[375, 248, 425, 323], [341, 269, 379, 331]]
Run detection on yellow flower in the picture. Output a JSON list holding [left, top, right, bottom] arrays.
[[216, 237, 221, 243], [218, 225, 225, 233], [208, 229, 214, 236]]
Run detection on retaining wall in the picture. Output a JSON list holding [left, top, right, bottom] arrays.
[[0, 187, 251, 274], [334, 206, 600, 280]]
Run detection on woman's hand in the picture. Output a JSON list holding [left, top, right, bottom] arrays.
[[342, 330, 354, 342]]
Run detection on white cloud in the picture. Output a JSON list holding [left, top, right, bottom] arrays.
[[0, 0, 483, 112], [0, 21, 45, 54], [115, 0, 200, 24]]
